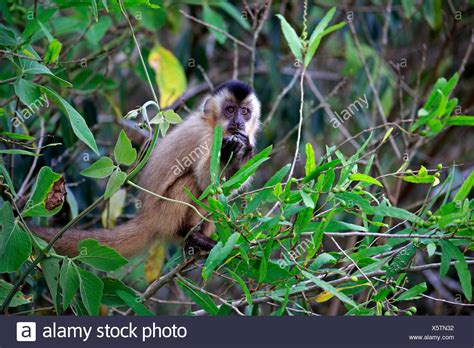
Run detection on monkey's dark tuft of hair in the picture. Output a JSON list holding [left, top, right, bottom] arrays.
[[213, 80, 253, 101]]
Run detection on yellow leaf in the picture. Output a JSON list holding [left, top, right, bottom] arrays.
[[148, 44, 187, 108], [144, 242, 166, 283], [315, 290, 334, 303], [314, 283, 370, 303], [101, 188, 126, 228]]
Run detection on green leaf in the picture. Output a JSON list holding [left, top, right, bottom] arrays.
[[202, 233, 239, 280], [222, 145, 272, 192], [439, 240, 472, 301], [116, 290, 153, 315], [40, 257, 61, 313], [305, 143, 316, 176], [203, 5, 227, 44], [13, 78, 42, 106], [19, 57, 71, 86], [76, 239, 128, 272], [304, 8, 345, 67], [41, 86, 99, 155], [0, 202, 32, 273], [402, 175, 437, 185], [373, 205, 418, 222], [0, 131, 35, 141], [386, 243, 417, 279], [60, 259, 80, 310], [101, 278, 135, 306], [104, 170, 127, 199], [210, 125, 223, 185], [78, 268, 104, 315], [0, 149, 40, 157], [401, 0, 416, 18], [22, 166, 63, 217], [80, 157, 116, 178], [276, 14, 303, 62], [0, 280, 32, 308], [422, 0, 442, 30], [350, 173, 383, 187], [395, 282, 427, 301], [259, 236, 275, 283], [226, 269, 252, 305], [114, 130, 137, 166], [301, 270, 358, 308], [446, 115, 474, 126], [162, 109, 182, 124], [427, 243, 436, 257], [454, 260, 472, 302], [454, 171, 474, 201], [216, 2, 250, 30], [442, 73, 459, 96], [177, 278, 219, 315], [44, 39, 62, 64], [91, 0, 99, 21], [0, 23, 19, 46], [245, 164, 290, 213], [300, 191, 315, 209], [0, 161, 16, 195], [303, 159, 341, 183], [159, 120, 170, 137]]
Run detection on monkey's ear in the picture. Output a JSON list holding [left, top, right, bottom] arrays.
[[202, 96, 218, 120], [202, 97, 211, 114]]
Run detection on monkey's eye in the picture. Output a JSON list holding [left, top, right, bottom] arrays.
[[225, 106, 235, 114], [241, 107, 249, 116]]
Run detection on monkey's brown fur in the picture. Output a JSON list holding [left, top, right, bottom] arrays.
[[34, 81, 261, 258]]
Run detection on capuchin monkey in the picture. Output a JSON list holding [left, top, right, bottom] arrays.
[[34, 80, 261, 258]]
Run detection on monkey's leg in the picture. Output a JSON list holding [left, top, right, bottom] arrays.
[[179, 220, 217, 252], [187, 232, 217, 250]]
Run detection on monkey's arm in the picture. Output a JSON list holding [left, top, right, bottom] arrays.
[[221, 132, 254, 176]]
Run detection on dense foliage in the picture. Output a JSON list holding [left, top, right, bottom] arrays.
[[0, 0, 473, 316]]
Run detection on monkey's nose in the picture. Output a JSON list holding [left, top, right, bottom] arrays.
[[228, 122, 244, 134]]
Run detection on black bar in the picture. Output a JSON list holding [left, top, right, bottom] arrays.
[[1, 316, 472, 348]]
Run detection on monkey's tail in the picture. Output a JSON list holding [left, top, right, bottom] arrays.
[[33, 220, 153, 258]]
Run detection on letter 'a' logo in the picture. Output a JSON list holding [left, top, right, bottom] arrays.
[[16, 322, 36, 342]]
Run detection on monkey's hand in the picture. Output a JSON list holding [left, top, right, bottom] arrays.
[[222, 132, 252, 163]]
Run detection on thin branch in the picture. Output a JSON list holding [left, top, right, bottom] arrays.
[[263, 69, 300, 127], [118, 0, 159, 106], [456, 29, 474, 78], [330, 236, 378, 294], [249, 0, 273, 87], [232, 42, 239, 80], [254, 231, 470, 245], [287, 67, 306, 180], [127, 180, 213, 222], [16, 118, 45, 201], [131, 255, 197, 312], [192, 260, 474, 315], [347, 19, 402, 159], [179, 10, 252, 52], [305, 74, 360, 150], [0, 49, 43, 61]]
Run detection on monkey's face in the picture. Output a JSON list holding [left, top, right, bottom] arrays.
[[204, 81, 261, 146], [222, 99, 252, 135]]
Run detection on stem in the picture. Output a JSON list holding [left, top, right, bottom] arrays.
[[118, 0, 159, 106], [287, 66, 306, 180], [127, 180, 213, 222]]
